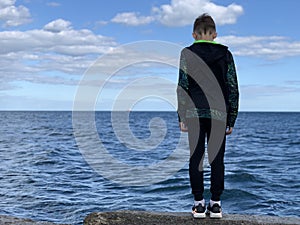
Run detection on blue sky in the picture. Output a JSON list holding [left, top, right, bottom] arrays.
[[0, 0, 300, 111]]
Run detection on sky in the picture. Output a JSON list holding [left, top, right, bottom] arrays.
[[0, 0, 300, 111]]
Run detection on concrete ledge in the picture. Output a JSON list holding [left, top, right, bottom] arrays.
[[0, 215, 69, 225], [84, 210, 300, 225]]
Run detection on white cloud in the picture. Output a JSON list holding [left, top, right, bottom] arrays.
[[240, 84, 300, 111], [111, 12, 154, 26], [285, 80, 300, 86], [46, 2, 61, 7], [95, 20, 108, 27], [153, 0, 243, 27], [0, 0, 15, 8], [43, 18, 72, 32], [0, 19, 116, 56], [217, 35, 300, 59], [110, 0, 243, 27], [0, 19, 117, 89], [201, 1, 243, 25], [0, 0, 31, 27], [0, 93, 74, 110], [241, 84, 300, 97]]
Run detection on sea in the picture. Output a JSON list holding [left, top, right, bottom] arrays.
[[0, 111, 299, 225]]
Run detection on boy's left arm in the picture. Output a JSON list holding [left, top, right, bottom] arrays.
[[226, 52, 239, 131]]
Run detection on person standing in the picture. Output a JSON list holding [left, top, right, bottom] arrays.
[[177, 13, 239, 219]]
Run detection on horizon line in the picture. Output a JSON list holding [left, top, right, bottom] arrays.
[[0, 110, 300, 113]]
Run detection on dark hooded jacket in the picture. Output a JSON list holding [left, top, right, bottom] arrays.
[[177, 40, 239, 127]]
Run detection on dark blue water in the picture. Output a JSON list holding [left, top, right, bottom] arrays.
[[0, 111, 299, 224]]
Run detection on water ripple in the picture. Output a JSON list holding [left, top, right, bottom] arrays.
[[0, 111, 299, 225]]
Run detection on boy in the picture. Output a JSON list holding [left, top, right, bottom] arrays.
[[177, 13, 239, 219]]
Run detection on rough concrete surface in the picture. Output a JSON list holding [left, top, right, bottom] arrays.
[[0, 215, 69, 225], [84, 211, 300, 225]]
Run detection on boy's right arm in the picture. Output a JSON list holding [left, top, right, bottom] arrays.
[[177, 50, 189, 131]]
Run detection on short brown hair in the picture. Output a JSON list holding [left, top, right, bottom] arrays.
[[193, 13, 216, 35]]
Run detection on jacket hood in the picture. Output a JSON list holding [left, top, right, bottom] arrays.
[[188, 40, 228, 64]]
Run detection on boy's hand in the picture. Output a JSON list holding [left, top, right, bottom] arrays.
[[179, 122, 188, 132], [226, 127, 233, 135]]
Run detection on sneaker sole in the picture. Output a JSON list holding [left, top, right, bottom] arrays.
[[192, 212, 206, 219], [209, 211, 222, 219]]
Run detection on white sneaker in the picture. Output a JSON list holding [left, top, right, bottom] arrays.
[[206, 203, 222, 219], [192, 204, 206, 218]]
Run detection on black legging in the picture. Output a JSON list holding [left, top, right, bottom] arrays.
[[186, 118, 226, 201]]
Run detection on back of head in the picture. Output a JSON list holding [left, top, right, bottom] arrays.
[[193, 13, 216, 35]]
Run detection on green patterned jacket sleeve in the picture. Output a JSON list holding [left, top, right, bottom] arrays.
[[177, 50, 189, 123], [226, 52, 239, 127]]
